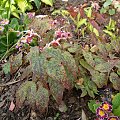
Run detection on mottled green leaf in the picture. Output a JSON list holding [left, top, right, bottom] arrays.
[[82, 50, 95, 67], [80, 59, 94, 72], [2, 62, 10, 74], [32, 54, 47, 82], [91, 71, 107, 88], [110, 72, 120, 90], [36, 84, 49, 111], [45, 58, 66, 83], [95, 62, 112, 73], [44, 47, 63, 61], [16, 81, 36, 107], [62, 51, 78, 84], [103, 0, 112, 7], [48, 77, 64, 103]]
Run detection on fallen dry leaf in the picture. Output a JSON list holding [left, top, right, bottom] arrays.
[[81, 109, 87, 120], [9, 101, 15, 111]]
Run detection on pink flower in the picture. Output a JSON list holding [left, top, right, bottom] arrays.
[[27, 12, 35, 19], [100, 101, 112, 112], [91, 1, 100, 11], [26, 29, 40, 37], [0, 26, 4, 32], [20, 36, 27, 43], [55, 30, 72, 39], [0, 19, 9, 25], [55, 30, 63, 38], [51, 19, 59, 26], [50, 40, 60, 47], [66, 32, 72, 38], [96, 107, 108, 119], [107, 116, 119, 120], [26, 35, 33, 43]]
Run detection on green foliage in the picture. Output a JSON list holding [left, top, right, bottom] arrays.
[[76, 76, 98, 98], [2, 62, 10, 74], [0, 0, 33, 19], [16, 81, 36, 106], [41, 0, 53, 6], [0, 31, 18, 59], [88, 100, 101, 113], [100, 0, 120, 15], [35, 84, 49, 111], [103, 0, 112, 8], [112, 93, 120, 110], [34, 0, 41, 9]]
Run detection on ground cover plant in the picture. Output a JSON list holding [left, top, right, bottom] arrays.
[[0, 0, 120, 120]]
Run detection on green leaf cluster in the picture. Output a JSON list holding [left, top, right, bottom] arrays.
[[88, 100, 101, 113]]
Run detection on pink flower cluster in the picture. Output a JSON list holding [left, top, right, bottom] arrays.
[[0, 19, 9, 25], [27, 12, 35, 19], [55, 30, 72, 40], [16, 29, 40, 49], [96, 101, 119, 120], [0, 19, 9, 32]]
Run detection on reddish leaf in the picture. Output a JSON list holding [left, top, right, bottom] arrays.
[[93, 12, 106, 25], [67, 5, 78, 18], [89, 19, 101, 32], [79, 7, 86, 18]]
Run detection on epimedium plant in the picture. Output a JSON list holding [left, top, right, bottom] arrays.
[[15, 46, 78, 112]]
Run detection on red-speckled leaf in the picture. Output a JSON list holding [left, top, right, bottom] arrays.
[[16, 81, 36, 107], [27, 46, 47, 82], [67, 5, 78, 18], [48, 77, 64, 104], [36, 84, 49, 112], [91, 70, 107, 88], [62, 51, 78, 88], [82, 50, 95, 67], [45, 58, 70, 89]]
